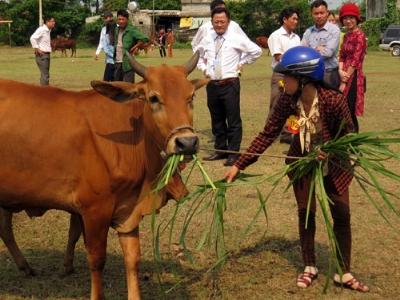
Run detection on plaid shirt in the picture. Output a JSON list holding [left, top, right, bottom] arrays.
[[235, 87, 355, 195]]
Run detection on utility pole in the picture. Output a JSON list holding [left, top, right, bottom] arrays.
[[152, 0, 155, 37], [39, 0, 43, 26]]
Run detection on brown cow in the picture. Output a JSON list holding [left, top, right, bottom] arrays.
[[255, 36, 270, 55], [0, 51, 207, 299], [51, 38, 76, 57]]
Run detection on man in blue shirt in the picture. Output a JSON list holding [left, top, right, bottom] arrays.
[[302, 0, 340, 88]]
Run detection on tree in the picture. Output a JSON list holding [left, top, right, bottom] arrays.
[[138, 0, 181, 10], [102, 0, 129, 11], [226, 0, 313, 39], [0, 0, 90, 46]]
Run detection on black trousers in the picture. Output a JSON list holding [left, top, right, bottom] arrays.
[[114, 63, 135, 83], [347, 70, 359, 133], [206, 79, 242, 152], [159, 45, 166, 57], [103, 63, 115, 81], [293, 176, 351, 272]]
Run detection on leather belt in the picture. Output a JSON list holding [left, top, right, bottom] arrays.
[[210, 77, 239, 86]]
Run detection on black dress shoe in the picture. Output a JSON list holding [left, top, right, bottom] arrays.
[[223, 155, 239, 166], [203, 152, 228, 161]]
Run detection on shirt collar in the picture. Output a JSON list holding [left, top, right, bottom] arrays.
[[278, 26, 296, 38], [212, 30, 227, 41], [311, 21, 329, 32]]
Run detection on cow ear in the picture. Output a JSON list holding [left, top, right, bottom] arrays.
[[91, 80, 146, 102], [191, 78, 209, 91]]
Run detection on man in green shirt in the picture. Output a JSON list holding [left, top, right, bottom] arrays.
[[114, 9, 149, 82]]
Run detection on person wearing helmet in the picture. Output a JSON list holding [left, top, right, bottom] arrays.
[[225, 46, 369, 292], [338, 3, 367, 133]]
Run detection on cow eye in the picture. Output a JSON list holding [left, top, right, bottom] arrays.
[[149, 95, 159, 104]]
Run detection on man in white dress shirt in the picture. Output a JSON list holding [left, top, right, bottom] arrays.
[[30, 16, 56, 86], [191, 0, 246, 52], [267, 7, 301, 143], [197, 7, 261, 166]]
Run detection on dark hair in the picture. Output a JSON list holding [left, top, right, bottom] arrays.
[[211, 7, 230, 20], [117, 9, 129, 19], [210, 0, 225, 11], [279, 7, 300, 25], [102, 11, 113, 18], [310, 0, 328, 10], [328, 11, 335, 18], [43, 16, 54, 23], [106, 22, 116, 45]]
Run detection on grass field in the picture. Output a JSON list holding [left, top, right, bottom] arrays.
[[0, 46, 399, 300]]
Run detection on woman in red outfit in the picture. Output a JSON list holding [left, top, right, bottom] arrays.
[[338, 3, 367, 132], [225, 46, 369, 292]]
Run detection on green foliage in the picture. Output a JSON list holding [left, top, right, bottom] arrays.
[[226, 0, 312, 39], [0, 0, 90, 46], [78, 18, 103, 46], [137, 0, 181, 10], [362, 18, 387, 48], [102, 0, 129, 11], [362, 0, 400, 48]]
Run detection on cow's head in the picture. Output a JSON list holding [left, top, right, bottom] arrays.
[[91, 51, 208, 157]]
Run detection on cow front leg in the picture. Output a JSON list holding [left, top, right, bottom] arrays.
[[82, 214, 109, 300], [118, 227, 141, 300], [0, 208, 35, 276], [63, 213, 82, 275]]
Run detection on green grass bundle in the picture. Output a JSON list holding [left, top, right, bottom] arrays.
[[284, 129, 400, 290]]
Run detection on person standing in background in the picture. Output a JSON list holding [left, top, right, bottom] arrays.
[[114, 9, 149, 83], [30, 16, 56, 86], [191, 0, 246, 52], [166, 28, 175, 58], [95, 11, 115, 81], [302, 0, 340, 88], [158, 28, 167, 58], [197, 7, 262, 167], [267, 7, 301, 144], [338, 3, 367, 133]]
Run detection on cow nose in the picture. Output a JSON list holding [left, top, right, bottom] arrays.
[[175, 136, 199, 155]]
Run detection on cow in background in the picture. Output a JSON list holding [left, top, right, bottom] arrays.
[[255, 36, 270, 55], [0, 51, 208, 299], [51, 37, 77, 57]]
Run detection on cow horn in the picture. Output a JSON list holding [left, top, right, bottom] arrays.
[[126, 51, 147, 79], [183, 50, 200, 75]]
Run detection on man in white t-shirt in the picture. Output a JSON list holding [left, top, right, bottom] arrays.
[[191, 0, 246, 52], [267, 8, 301, 143]]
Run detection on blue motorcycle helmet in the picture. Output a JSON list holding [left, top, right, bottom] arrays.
[[274, 46, 324, 82]]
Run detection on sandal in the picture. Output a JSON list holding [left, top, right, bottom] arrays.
[[297, 270, 318, 288], [334, 274, 369, 292]]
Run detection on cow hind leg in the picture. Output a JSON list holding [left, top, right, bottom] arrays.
[[0, 208, 35, 276], [118, 227, 141, 300], [63, 213, 82, 275], [82, 212, 110, 300]]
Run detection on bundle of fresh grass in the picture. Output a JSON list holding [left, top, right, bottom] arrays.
[[151, 129, 400, 292], [284, 128, 400, 290]]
